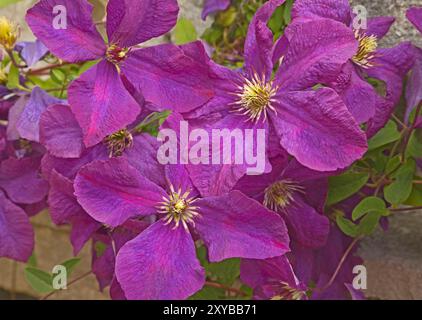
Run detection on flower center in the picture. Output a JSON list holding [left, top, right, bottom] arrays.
[[234, 74, 277, 123], [104, 129, 133, 157], [0, 17, 18, 50], [352, 30, 378, 68], [158, 185, 199, 231], [106, 44, 130, 65], [263, 180, 304, 212]]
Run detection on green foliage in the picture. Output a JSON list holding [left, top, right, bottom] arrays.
[[352, 196, 388, 221], [327, 171, 369, 206], [384, 159, 416, 205], [367, 120, 401, 151], [134, 110, 172, 136], [0, 0, 23, 8], [172, 18, 198, 45]]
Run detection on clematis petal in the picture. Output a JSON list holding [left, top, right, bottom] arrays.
[[407, 7, 422, 33], [292, 0, 352, 25], [116, 221, 205, 300], [275, 19, 358, 90], [195, 191, 290, 262], [201, 0, 230, 20], [68, 60, 141, 147], [365, 16, 395, 39], [0, 157, 48, 204], [241, 255, 299, 290], [329, 62, 377, 123], [121, 42, 214, 113], [74, 158, 166, 227], [106, 0, 179, 47], [26, 0, 106, 63], [16, 87, 62, 142], [39, 104, 84, 158], [15, 40, 48, 67], [70, 214, 100, 255], [283, 196, 329, 248], [244, 0, 285, 79], [0, 191, 34, 262], [406, 58, 422, 121], [6, 96, 29, 141], [271, 88, 367, 171]]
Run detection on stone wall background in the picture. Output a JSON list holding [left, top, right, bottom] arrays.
[[0, 0, 421, 300]]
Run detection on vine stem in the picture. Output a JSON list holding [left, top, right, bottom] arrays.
[[204, 281, 248, 297], [389, 205, 422, 212], [40, 271, 92, 300], [316, 236, 362, 293], [27, 62, 71, 75]]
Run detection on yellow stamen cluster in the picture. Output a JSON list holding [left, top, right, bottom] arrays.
[[271, 282, 305, 300], [263, 180, 304, 212], [233, 74, 278, 123], [106, 44, 130, 65], [0, 17, 19, 51], [158, 185, 199, 231], [105, 129, 133, 157], [352, 30, 378, 68]]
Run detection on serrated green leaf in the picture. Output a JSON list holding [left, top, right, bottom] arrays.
[[352, 196, 387, 221], [327, 172, 369, 206], [172, 18, 198, 45], [384, 159, 416, 205], [367, 120, 401, 151], [24, 267, 53, 293]]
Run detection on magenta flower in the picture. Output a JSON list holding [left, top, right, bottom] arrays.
[[405, 7, 422, 121], [291, 0, 416, 135], [179, 0, 366, 196], [73, 122, 290, 299], [26, 0, 214, 147], [234, 155, 330, 249], [202, 0, 230, 20]]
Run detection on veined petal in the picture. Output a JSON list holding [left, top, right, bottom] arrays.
[[39, 104, 84, 158], [106, 0, 179, 47], [244, 0, 285, 79], [68, 60, 141, 147], [0, 191, 34, 262], [195, 191, 290, 262], [0, 156, 48, 204], [271, 89, 367, 171], [26, 0, 106, 63], [116, 221, 205, 300], [365, 16, 395, 39], [406, 58, 422, 121], [16, 87, 62, 142], [292, 0, 352, 25], [275, 19, 358, 90], [74, 158, 166, 227], [407, 7, 422, 33], [121, 42, 214, 113]]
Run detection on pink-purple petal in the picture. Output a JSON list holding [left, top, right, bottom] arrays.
[[195, 191, 290, 262], [116, 221, 205, 300], [68, 60, 141, 147], [406, 7, 422, 33], [292, 0, 352, 25], [365, 16, 395, 39], [201, 0, 230, 20], [26, 0, 106, 63]]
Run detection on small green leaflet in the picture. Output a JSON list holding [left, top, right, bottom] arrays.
[[172, 18, 198, 45], [327, 172, 369, 206], [352, 196, 388, 221], [384, 159, 416, 205], [367, 120, 401, 151]]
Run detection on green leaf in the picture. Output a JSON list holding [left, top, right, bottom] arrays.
[[206, 258, 240, 286], [404, 183, 422, 206], [0, 0, 23, 8], [7, 64, 19, 89], [406, 131, 422, 159], [172, 18, 198, 45], [50, 69, 66, 84], [189, 286, 225, 300], [327, 172, 369, 206], [384, 159, 416, 205], [357, 211, 382, 236], [61, 258, 81, 277], [352, 196, 388, 221], [134, 110, 171, 136], [24, 267, 53, 293], [367, 120, 401, 151], [216, 7, 237, 27], [336, 215, 359, 237]]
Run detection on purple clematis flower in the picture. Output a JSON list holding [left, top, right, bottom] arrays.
[[73, 114, 290, 299], [234, 155, 330, 249], [26, 0, 214, 147], [241, 227, 364, 300], [405, 7, 422, 122], [291, 0, 416, 135], [15, 39, 48, 67], [177, 0, 366, 196]]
